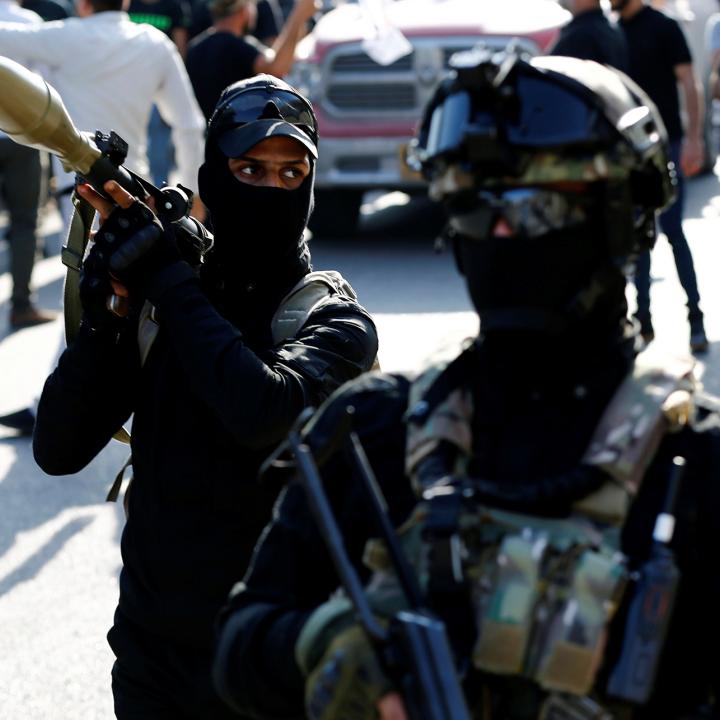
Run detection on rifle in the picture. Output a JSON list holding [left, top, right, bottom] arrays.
[[283, 406, 471, 720], [0, 56, 213, 343]]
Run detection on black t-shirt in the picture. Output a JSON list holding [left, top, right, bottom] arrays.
[[186, 30, 262, 119], [22, 0, 71, 21], [188, 0, 281, 42], [619, 5, 692, 140], [129, 0, 191, 38], [550, 8, 628, 72]]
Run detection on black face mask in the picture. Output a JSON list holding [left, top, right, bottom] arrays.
[[198, 155, 314, 288], [454, 218, 627, 340]]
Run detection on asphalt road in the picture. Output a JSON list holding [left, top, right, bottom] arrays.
[[1, 176, 720, 718]]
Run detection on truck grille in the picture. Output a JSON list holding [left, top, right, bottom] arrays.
[[321, 38, 539, 118], [331, 52, 414, 73], [327, 83, 417, 111]]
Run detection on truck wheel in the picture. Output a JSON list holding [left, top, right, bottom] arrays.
[[309, 189, 364, 238]]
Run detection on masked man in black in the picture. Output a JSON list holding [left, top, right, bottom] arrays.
[[212, 53, 720, 720], [32, 75, 378, 719]]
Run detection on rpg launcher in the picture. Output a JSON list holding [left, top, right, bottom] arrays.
[[0, 55, 212, 332], [275, 407, 472, 720]]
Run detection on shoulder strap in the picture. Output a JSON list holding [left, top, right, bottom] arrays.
[[61, 191, 132, 447], [137, 301, 160, 367], [404, 345, 477, 479], [580, 349, 696, 507], [575, 350, 696, 524], [271, 270, 356, 346], [61, 190, 95, 346], [408, 344, 477, 425]]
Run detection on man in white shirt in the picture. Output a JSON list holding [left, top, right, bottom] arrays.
[[0, 0, 56, 328], [0, 0, 205, 223]]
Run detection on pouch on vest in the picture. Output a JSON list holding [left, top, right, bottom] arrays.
[[465, 510, 626, 695]]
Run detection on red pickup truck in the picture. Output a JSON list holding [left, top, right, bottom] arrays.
[[288, 0, 571, 235]]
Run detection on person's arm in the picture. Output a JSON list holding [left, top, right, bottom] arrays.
[[675, 61, 705, 176], [667, 18, 704, 176], [213, 483, 332, 718], [171, 26, 188, 57], [709, 48, 720, 101], [169, 0, 192, 57], [213, 373, 414, 718], [77, 180, 379, 450], [151, 280, 379, 449], [253, 0, 318, 77], [0, 19, 68, 67], [33, 323, 140, 475], [153, 37, 205, 195]]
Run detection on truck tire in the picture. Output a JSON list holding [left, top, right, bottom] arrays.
[[309, 189, 364, 238]]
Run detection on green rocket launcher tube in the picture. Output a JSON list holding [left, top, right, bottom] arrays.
[[0, 55, 143, 197]]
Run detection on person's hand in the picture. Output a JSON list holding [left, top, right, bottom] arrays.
[[79, 245, 128, 332], [305, 625, 400, 720], [681, 135, 704, 177], [77, 181, 181, 295], [378, 693, 408, 720], [190, 194, 207, 224]]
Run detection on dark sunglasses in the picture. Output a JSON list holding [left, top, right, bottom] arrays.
[[450, 188, 589, 240], [213, 88, 317, 141]]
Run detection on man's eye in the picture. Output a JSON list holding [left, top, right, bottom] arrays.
[[282, 167, 302, 179], [240, 165, 258, 176]]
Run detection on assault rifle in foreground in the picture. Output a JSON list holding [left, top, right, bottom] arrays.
[[281, 407, 471, 720]]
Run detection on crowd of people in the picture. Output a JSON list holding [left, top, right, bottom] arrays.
[[0, 1, 719, 719]]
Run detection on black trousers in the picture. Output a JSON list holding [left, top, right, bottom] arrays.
[[108, 611, 243, 720], [0, 138, 42, 311]]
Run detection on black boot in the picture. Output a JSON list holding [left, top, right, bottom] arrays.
[[633, 312, 654, 346], [689, 310, 709, 354]]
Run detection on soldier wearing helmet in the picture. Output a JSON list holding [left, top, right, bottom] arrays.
[[212, 51, 720, 720], [32, 76, 378, 718]]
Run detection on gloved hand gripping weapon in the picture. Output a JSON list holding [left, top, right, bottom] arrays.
[[0, 56, 213, 342], [266, 407, 472, 720]]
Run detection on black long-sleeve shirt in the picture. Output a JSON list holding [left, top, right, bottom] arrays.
[[33, 263, 378, 651]]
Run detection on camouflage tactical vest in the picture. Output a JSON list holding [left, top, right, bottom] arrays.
[[380, 346, 698, 700]]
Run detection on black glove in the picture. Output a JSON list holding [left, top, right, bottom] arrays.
[[92, 199, 181, 295], [79, 248, 127, 333]]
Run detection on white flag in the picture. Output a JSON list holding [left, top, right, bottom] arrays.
[[358, 0, 413, 66]]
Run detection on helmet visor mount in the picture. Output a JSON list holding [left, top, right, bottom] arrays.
[[421, 75, 606, 167]]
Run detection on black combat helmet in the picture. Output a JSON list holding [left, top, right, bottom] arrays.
[[410, 48, 675, 336]]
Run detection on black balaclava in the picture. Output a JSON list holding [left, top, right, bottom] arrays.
[[197, 138, 314, 343], [453, 197, 634, 385]]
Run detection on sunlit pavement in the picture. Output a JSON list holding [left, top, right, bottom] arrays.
[[0, 169, 719, 718]]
